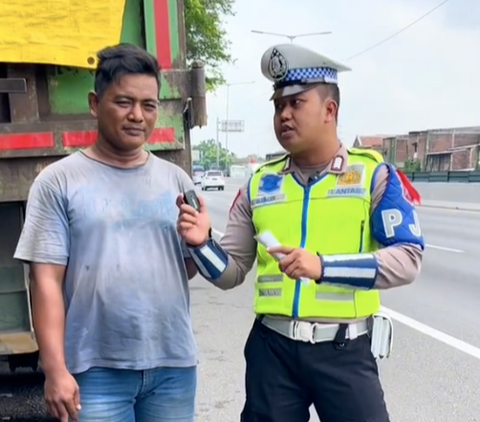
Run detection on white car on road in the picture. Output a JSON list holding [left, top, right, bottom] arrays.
[[192, 171, 204, 185], [201, 170, 225, 191]]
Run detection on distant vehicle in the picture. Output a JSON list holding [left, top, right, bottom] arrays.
[[192, 165, 205, 185], [230, 164, 248, 179], [247, 162, 260, 175], [201, 170, 225, 191]]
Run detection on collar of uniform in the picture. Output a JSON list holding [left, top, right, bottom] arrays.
[[277, 144, 348, 175], [324, 144, 348, 174], [278, 155, 294, 174]]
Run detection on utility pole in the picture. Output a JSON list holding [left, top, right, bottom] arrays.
[[216, 117, 220, 168]]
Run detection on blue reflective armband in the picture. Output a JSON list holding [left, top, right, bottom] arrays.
[[318, 253, 379, 290], [371, 164, 425, 249], [187, 238, 228, 281]]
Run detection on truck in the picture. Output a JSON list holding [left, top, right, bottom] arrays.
[[0, 0, 207, 373]]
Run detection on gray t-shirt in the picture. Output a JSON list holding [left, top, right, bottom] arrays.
[[14, 151, 197, 374]]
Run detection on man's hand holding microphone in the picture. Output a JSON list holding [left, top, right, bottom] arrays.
[[176, 191, 211, 246]]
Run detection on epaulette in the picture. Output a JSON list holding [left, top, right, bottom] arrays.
[[347, 147, 384, 164], [254, 154, 289, 174]]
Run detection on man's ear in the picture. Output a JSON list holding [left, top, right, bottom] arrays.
[[324, 99, 338, 124], [88, 91, 99, 118]]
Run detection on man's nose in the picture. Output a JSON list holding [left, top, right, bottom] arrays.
[[279, 105, 292, 121], [128, 103, 144, 122]]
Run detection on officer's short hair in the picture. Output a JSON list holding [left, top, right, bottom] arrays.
[[316, 84, 340, 108]]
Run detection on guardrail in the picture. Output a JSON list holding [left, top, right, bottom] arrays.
[[402, 171, 480, 183], [226, 176, 480, 208]]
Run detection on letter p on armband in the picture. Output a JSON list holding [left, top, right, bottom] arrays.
[[381, 209, 403, 239]]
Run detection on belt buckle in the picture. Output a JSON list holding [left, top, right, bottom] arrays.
[[293, 321, 316, 343]]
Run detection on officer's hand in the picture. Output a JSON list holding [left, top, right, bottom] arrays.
[[267, 246, 321, 281], [176, 194, 211, 246]]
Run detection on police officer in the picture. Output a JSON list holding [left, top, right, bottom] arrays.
[[177, 43, 425, 422]]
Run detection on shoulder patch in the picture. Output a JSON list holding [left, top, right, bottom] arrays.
[[347, 147, 384, 164]]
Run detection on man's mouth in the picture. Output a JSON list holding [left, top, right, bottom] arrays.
[[281, 124, 295, 136], [123, 127, 144, 136]]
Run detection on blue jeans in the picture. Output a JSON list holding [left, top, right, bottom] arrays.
[[73, 366, 197, 422]]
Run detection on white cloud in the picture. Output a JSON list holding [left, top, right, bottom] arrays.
[[191, 0, 480, 158]]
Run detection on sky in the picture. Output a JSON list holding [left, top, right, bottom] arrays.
[[189, 0, 480, 158]]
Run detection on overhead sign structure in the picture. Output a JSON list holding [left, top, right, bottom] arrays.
[[215, 118, 246, 167], [219, 120, 245, 133]]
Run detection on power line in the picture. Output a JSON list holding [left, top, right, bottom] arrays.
[[344, 0, 453, 61]]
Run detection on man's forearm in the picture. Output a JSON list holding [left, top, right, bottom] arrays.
[[187, 239, 249, 290], [209, 256, 245, 290], [31, 277, 67, 376], [318, 244, 423, 290]]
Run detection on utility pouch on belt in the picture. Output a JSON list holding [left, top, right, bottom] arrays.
[[369, 311, 394, 360]]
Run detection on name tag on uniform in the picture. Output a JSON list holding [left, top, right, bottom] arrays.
[[252, 193, 286, 208], [327, 187, 367, 197]]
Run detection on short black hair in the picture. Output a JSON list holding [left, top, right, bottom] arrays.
[[316, 84, 340, 121], [316, 84, 340, 108], [94, 43, 161, 98]]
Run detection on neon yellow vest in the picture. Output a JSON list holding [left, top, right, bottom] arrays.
[[249, 148, 383, 320]]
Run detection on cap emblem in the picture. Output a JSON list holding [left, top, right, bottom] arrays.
[[268, 48, 288, 81]]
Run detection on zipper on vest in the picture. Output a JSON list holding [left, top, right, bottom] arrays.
[[292, 185, 311, 318], [359, 220, 365, 252]]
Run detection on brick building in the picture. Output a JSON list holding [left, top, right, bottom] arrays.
[[383, 126, 480, 171], [352, 135, 389, 154]]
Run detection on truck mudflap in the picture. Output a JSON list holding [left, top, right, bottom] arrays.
[[0, 332, 39, 372], [0, 332, 38, 355]]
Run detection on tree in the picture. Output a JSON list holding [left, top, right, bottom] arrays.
[[184, 0, 234, 91], [193, 139, 235, 169]]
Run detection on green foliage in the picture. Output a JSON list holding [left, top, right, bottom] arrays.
[[193, 139, 235, 169], [184, 0, 235, 91], [402, 158, 421, 172]]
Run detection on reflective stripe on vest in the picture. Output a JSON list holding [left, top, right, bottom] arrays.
[[249, 151, 382, 319]]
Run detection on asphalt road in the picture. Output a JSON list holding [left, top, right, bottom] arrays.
[[195, 180, 480, 422], [0, 365, 53, 422], [2, 179, 479, 421]]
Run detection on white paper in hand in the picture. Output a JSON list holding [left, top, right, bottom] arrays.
[[255, 231, 285, 260], [255, 231, 310, 285]]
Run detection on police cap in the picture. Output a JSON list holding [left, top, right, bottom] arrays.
[[260, 43, 351, 100]]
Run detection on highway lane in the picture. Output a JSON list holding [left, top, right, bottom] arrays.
[[2, 183, 477, 421], [195, 183, 480, 422]]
